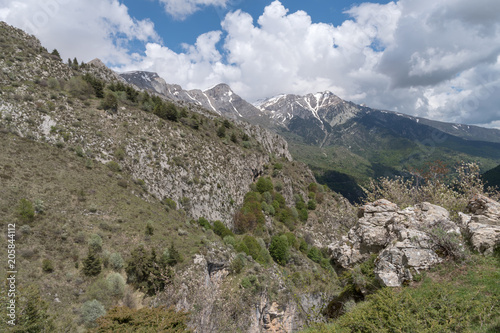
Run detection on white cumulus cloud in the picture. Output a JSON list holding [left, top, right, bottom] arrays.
[[0, 0, 160, 65], [158, 0, 229, 20], [2, 0, 500, 127]]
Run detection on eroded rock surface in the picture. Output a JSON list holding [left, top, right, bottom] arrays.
[[329, 200, 461, 287], [459, 194, 500, 254]]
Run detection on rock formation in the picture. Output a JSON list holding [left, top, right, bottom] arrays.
[[459, 194, 500, 254], [330, 199, 462, 287]]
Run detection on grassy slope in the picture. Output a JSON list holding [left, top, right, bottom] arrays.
[[302, 255, 500, 333], [0, 132, 213, 331]]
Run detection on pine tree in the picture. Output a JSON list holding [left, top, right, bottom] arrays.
[[15, 285, 55, 332], [72, 57, 79, 70], [50, 49, 61, 60], [82, 250, 102, 276]]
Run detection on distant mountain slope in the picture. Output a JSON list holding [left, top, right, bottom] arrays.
[[118, 72, 500, 202], [482, 163, 500, 189]]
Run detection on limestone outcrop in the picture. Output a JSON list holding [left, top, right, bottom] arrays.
[[329, 200, 462, 287], [459, 194, 500, 254]]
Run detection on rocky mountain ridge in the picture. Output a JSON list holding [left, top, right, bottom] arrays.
[[120, 69, 500, 203]]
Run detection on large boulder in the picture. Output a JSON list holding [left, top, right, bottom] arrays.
[[329, 200, 461, 287], [459, 194, 500, 254]]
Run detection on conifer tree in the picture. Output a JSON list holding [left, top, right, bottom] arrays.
[[50, 49, 61, 60], [82, 250, 102, 276]]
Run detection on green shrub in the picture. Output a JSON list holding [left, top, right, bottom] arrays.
[[101, 91, 118, 112], [256, 177, 273, 193], [114, 147, 126, 161], [88, 234, 103, 252], [92, 306, 191, 332], [106, 273, 125, 298], [154, 102, 178, 122], [235, 235, 268, 264], [67, 76, 92, 99], [162, 197, 177, 211], [307, 247, 322, 263], [109, 253, 124, 271], [307, 199, 317, 210], [298, 208, 308, 222], [126, 246, 168, 295], [18, 198, 35, 222], [230, 253, 247, 274], [144, 221, 154, 236], [80, 299, 106, 328], [164, 243, 182, 267], [33, 199, 45, 214], [197, 217, 212, 230], [223, 235, 236, 247], [47, 77, 60, 90], [42, 259, 54, 273], [269, 235, 289, 265], [213, 220, 233, 238], [274, 180, 284, 192], [216, 125, 226, 138], [284, 232, 297, 248], [106, 161, 121, 172]]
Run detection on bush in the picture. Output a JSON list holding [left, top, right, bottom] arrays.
[[42, 259, 54, 273], [197, 217, 212, 230], [67, 76, 93, 99], [235, 235, 268, 264], [33, 199, 45, 214], [298, 208, 308, 222], [213, 220, 233, 238], [106, 273, 125, 298], [93, 306, 191, 332], [101, 92, 118, 112], [18, 198, 35, 222], [256, 177, 273, 193], [307, 247, 322, 263], [126, 246, 168, 295], [145, 221, 154, 236], [106, 161, 121, 172], [428, 227, 467, 261], [223, 235, 236, 246], [47, 77, 60, 90], [216, 125, 226, 138], [269, 235, 289, 265], [274, 180, 284, 192], [109, 253, 124, 271], [163, 197, 177, 211], [230, 253, 247, 274], [307, 199, 317, 210], [80, 299, 106, 328], [154, 102, 178, 122], [88, 234, 103, 252]]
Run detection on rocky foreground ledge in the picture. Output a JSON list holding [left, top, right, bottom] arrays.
[[329, 194, 500, 287]]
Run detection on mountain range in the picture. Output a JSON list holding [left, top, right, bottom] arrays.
[[121, 70, 500, 202]]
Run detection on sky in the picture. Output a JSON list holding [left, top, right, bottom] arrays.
[[1, 0, 500, 128]]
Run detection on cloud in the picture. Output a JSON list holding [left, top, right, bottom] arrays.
[[2, 0, 500, 127], [0, 0, 160, 65], [158, 0, 229, 20]]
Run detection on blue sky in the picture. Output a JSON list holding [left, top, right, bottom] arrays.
[[1, 0, 500, 127], [120, 0, 392, 54]]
